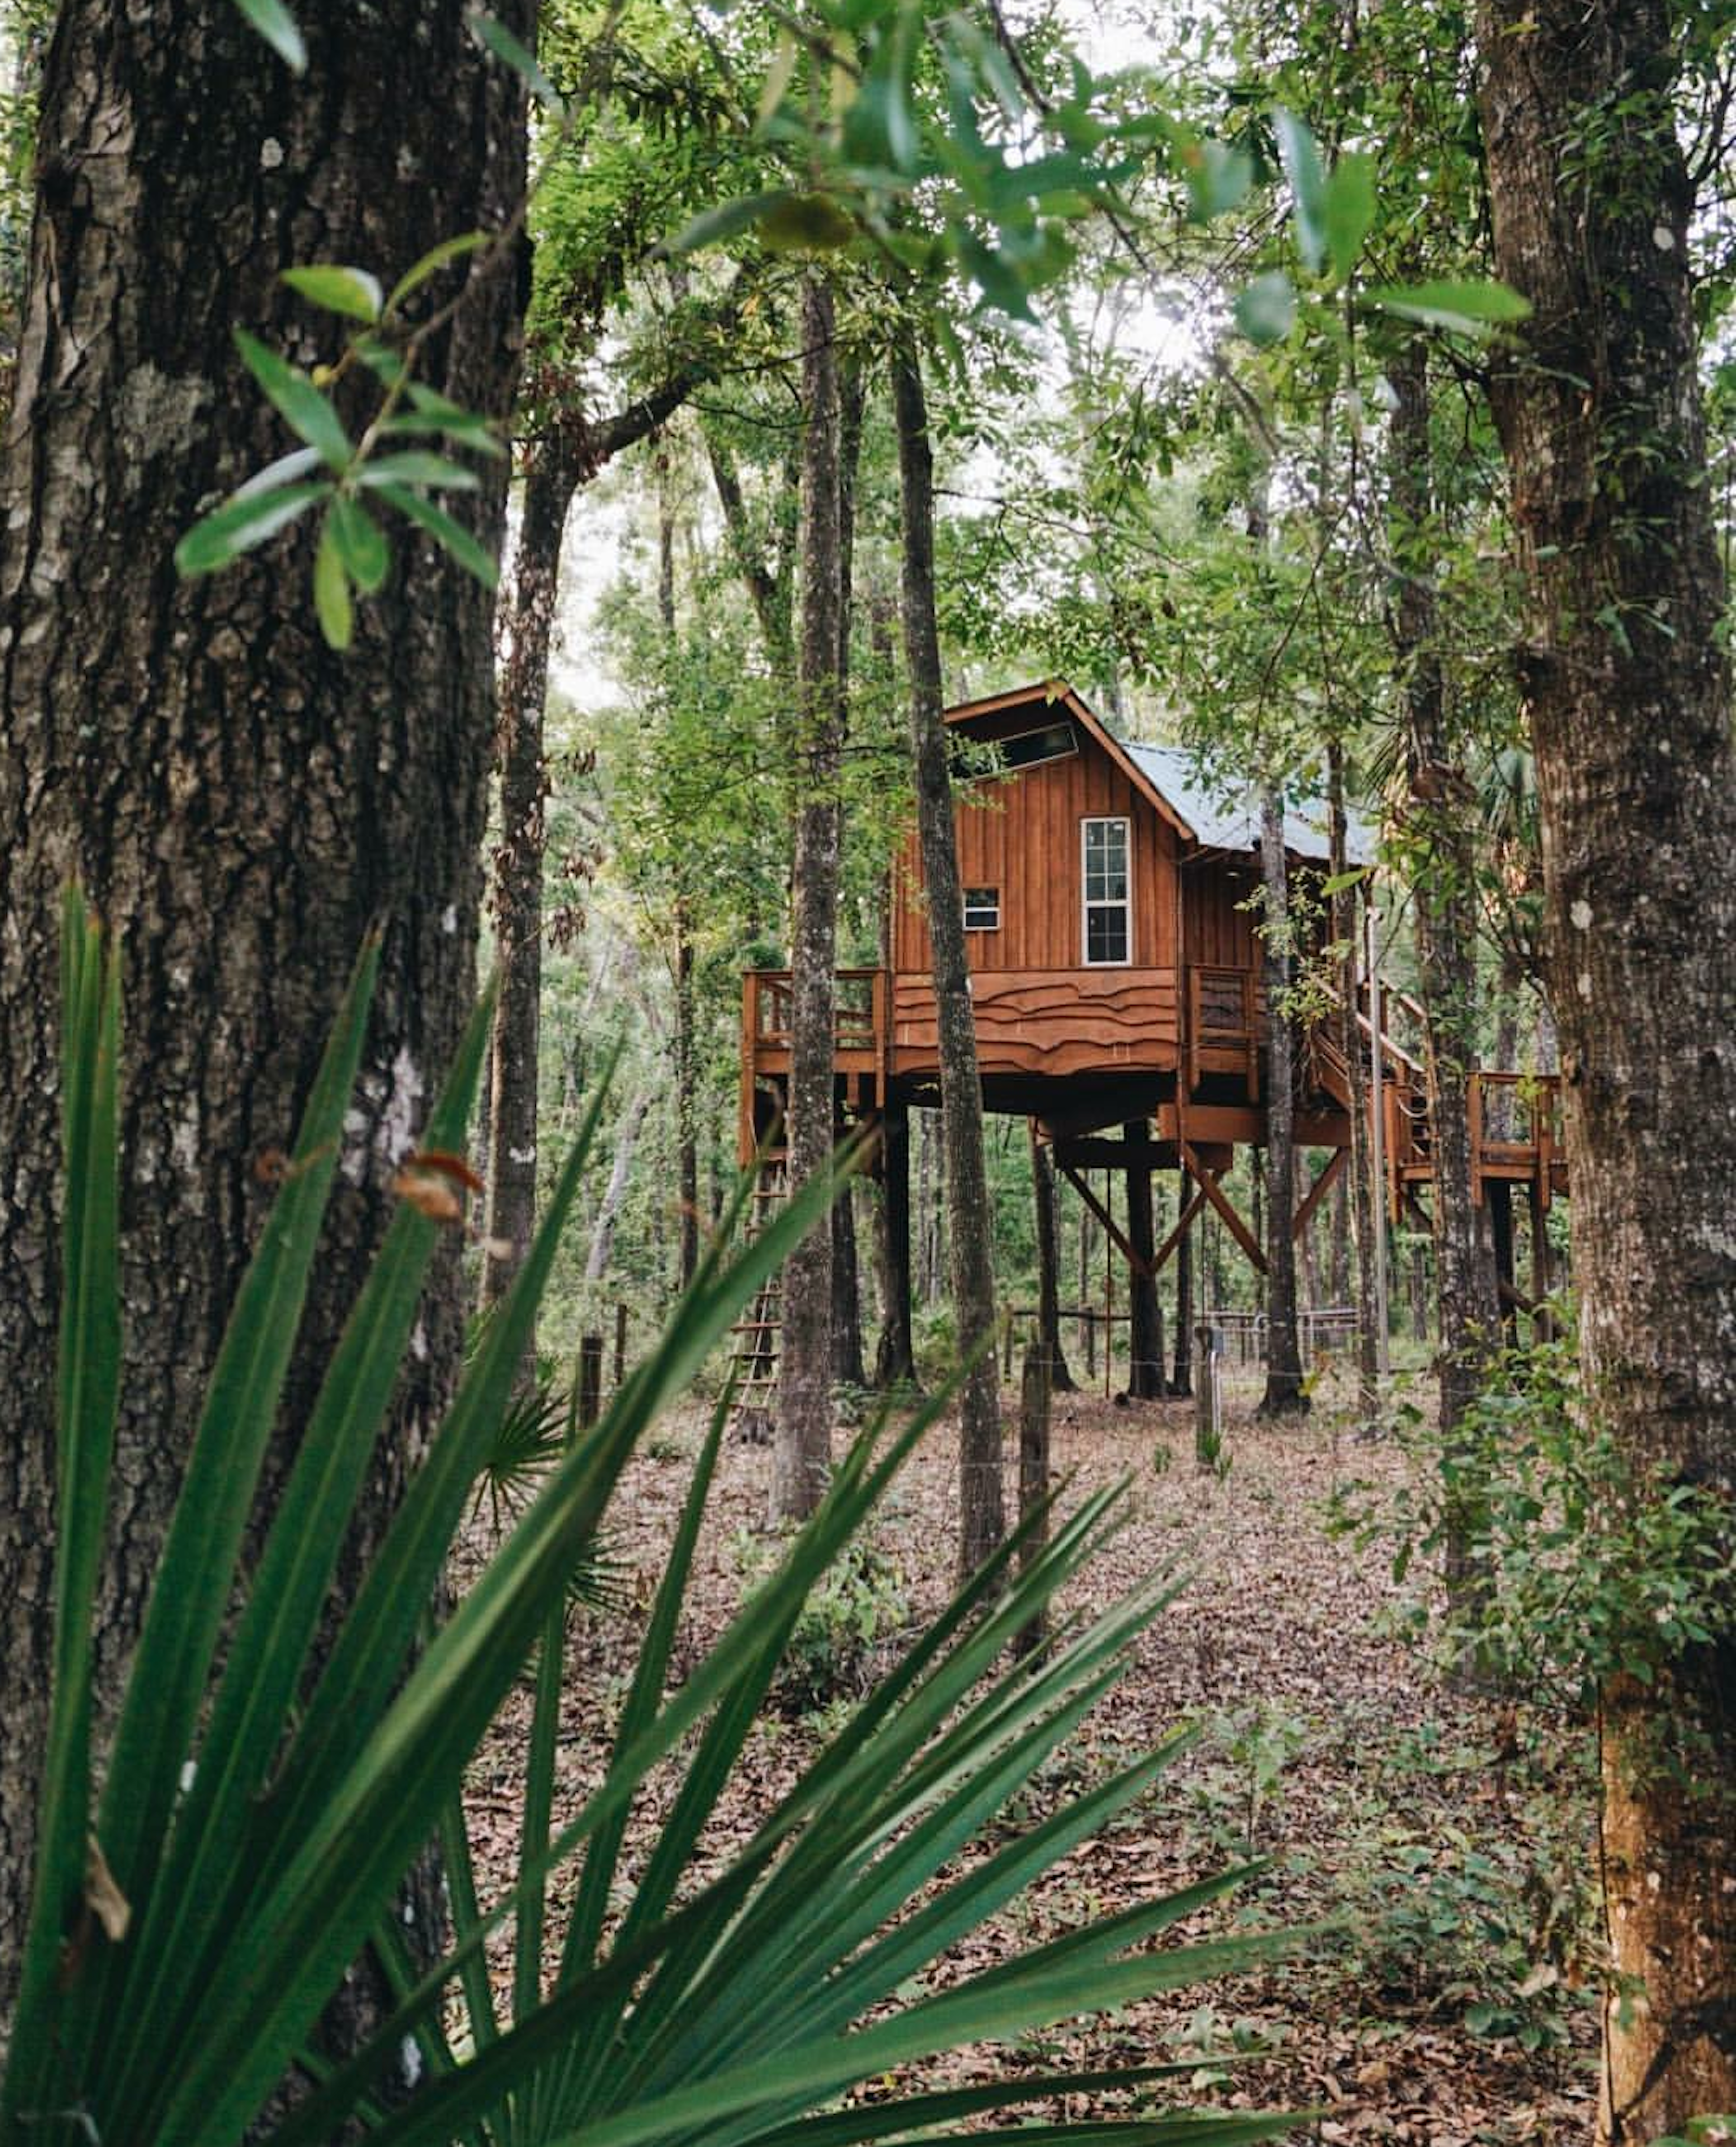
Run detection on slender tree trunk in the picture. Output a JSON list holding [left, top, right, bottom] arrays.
[[1014, 1342, 1050, 1661], [872, 1103, 915, 1387], [1330, 1168, 1350, 1306], [482, 429, 582, 1317], [1481, 3, 1736, 2131], [584, 1088, 651, 1283], [892, 342, 1004, 1575], [1329, 744, 1382, 1417], [772, 274, 844, 1524], [1257, 791, 1307, 1416], [1391, 340, 1499, 1457], [1029, 1124, 1074, 1391], [674, 915, 699, 1292], [1123, 1127, 1165, 1398], [0, 0, 529, 2025], [831, 1187, 866, 1389]]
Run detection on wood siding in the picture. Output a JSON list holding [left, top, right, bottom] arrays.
[[893, 969, 1178, 1077], [893, 740, 1179, 974]]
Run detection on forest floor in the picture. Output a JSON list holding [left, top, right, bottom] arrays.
[[462, 1363, 1602, 2147]]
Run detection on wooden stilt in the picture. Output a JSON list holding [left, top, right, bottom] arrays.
[[1124, 1122, 1164, 1397]]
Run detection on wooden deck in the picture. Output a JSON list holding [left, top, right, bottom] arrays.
[[739, 962, 1566, 1211]]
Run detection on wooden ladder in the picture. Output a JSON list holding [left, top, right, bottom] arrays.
[[728, 1151, 787, 1438]]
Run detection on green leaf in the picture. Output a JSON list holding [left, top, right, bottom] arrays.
[[1322, 151, 1375, 284], [175, 481, 331, 577], [281, 265, 384, 323], [756, 193, 857, 253], [1273, 108, 1326, 274], [1234, 272, 1296, 345], [1363, 279, 1533, 334], [233, 446, 325, 500], [386, 231, 490, 314], [328, 496, 389, 595], [373, 482, 498, 588], [466, 9, 564, 113], [665, 190, 796, 257], [234, 328, 353, 470], [1185, 138, 1253, 221], [314, 514, 354, 648], [232, 0, 306, 71], [0, 895, 122, 2137], [357, 452, 482, 492]]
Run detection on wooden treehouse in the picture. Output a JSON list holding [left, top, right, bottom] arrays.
[[738, 680, 1565, 1392]]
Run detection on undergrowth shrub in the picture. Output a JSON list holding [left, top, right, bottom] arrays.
[[734, 1524, 910, 1716]]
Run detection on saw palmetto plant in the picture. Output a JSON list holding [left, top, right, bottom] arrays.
[[2, 892, 1305, 2147]]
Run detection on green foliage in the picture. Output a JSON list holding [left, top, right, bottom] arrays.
[[4, 894, 1308, 2147], [733, 1523, 910, 1717], [1330, 1331, 1736, 1725]]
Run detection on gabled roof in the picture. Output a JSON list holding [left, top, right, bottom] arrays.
[[945, 679, 1374, 868]]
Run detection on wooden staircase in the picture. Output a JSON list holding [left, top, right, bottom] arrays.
[[728, 1152, 787, 1438]]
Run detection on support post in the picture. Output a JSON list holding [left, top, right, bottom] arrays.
[[1124, 1122, 1165, 1397], [578, 1333, 604, 1430], [613, 1301, 628, 1389]]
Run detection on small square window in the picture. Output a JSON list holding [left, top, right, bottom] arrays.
[[963, 887, 1000, 930]]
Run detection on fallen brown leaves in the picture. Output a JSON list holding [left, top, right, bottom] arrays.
[[456, 1365, 1598, 2147]]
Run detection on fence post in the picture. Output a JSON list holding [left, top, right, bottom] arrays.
[[578, 1333, 604, 1430], [613, 1301, 628, 1389]]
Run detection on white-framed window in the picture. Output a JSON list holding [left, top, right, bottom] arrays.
[[1081, 817, 1131, 965], [963, 886, 1000, 931]]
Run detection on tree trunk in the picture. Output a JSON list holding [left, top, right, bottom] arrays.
[[772, 274, 843, 1524], [1390, 340, 1499, 1463], [1257, 791, 1307, 1416], [892, 342, 1004, 1576], [584, 1087, 651, 1283], [674, 915, 699, 1292], [830, 1185, 866, 1389], [1480, 2, 1736, 2131], [1029, 1124, 1074, 1392], [1014, 1342, 1050, 1661], [481, 429, 581, 1320], [1329, 742, 1383, 1419], [1123, 1127, 1165, 1398], [871, 1103, 915, 1387], [0, 0, 528, 2026]]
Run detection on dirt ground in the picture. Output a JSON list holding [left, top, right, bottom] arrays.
[[462, 1364, 1602, 2146]]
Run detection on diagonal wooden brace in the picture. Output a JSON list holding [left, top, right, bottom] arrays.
[[1291, 1147, 1348, 1241], [1058, 1164, 1153, 1281], [1179, 1140, 1268, 1275]]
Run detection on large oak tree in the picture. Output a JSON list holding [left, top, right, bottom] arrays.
[[1478, 0, 1736, 2133], [0, 0, 530, 2020]]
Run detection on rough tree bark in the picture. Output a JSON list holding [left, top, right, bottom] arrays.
[[892, 340, 1004, 1575], [772, 273, 843, 1524], [1479, 1, 1736, 2131], [1390, 340, 1498, 1454], [481, 315, 753, 1315], [1257, 791, 1308, 1416], [871, 1104, 915, 1387], [0, 0, 528, 2026]]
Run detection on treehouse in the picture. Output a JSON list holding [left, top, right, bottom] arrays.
[[738, 680, 1564, 1389]]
